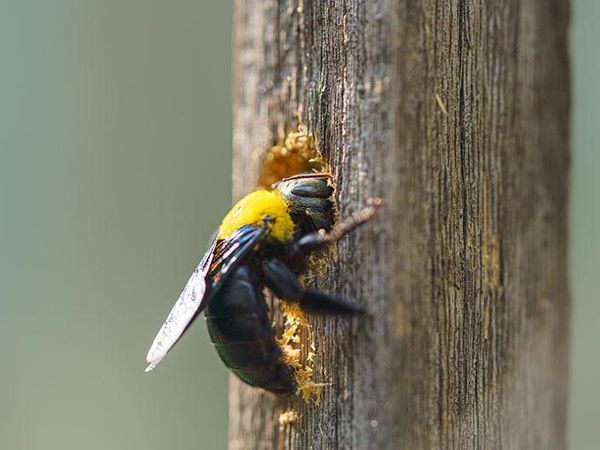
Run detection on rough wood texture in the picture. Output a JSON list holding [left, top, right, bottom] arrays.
[[229, 1, 570, 449]]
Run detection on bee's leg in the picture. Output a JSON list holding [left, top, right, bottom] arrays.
[[263, 259, 365, 315], [295, 199, 382, 255], [284, 199, 382, 273], [298, 289, 366, 315], [262, 259, 304, 300]]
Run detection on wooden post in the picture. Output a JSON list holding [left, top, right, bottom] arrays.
[[229, 1, 571, 449]]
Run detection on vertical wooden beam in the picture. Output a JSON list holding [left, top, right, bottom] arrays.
[[229, 1, 571, 448]]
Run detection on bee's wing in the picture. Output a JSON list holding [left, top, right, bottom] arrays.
[[205, 225, 268, 292], [145, 225, 267, 372], [144, 236, 218, 372]]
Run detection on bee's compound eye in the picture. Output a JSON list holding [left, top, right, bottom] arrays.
[[291, 181, 333, 198]]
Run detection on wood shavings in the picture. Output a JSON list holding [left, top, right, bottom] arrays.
[[435, 93, 448, 115], [276, 302, 324, 404], [257, 124, 327, 188], [278, 410, 299, 428]]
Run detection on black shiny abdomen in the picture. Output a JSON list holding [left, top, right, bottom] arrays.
[[204, 264, 295, 393]]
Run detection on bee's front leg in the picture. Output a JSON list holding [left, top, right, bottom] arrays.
[[294, 199, 382, 254]]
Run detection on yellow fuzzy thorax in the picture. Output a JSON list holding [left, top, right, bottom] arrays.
[[217, 190, 295, 242]]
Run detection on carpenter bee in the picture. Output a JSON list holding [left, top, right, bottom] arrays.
[[145, 173, 380, 393]]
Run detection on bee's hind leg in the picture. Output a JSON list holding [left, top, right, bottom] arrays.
[[263, 259, 365, 316]]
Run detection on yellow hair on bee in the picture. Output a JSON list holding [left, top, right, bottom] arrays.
[[218, 190, 295, 242]]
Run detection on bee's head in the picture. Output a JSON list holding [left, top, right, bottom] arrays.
[[273, 173, 335, 234]]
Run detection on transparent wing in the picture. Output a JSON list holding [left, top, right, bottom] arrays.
[[145, 236, 218, 372], [145, 225, 267, 372]]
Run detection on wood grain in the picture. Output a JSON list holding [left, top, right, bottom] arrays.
[[229, 1, 571, 448]]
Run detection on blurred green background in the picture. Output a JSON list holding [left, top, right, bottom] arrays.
[[0, 1, 597, 449], [0, 1, 232, 449]]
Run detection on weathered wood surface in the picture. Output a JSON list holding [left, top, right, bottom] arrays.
[[229, 1, 571, 449]]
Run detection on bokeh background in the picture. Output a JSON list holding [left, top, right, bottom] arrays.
[[0, 1, 597, 449]]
